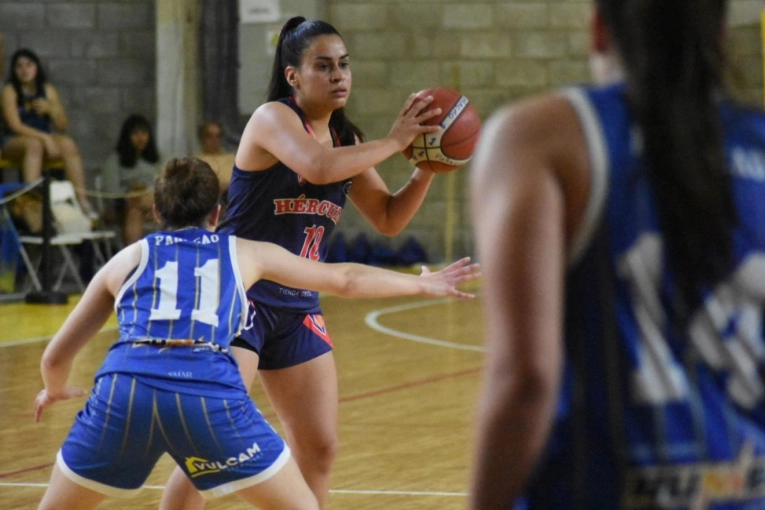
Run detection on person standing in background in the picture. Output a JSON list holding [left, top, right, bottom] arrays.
[[195, 121, 236, 198]]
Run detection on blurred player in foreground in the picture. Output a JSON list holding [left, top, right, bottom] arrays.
[[470, 0, 765, 508]]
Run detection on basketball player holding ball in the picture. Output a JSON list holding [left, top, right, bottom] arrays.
[[161, 16, 477, 510]]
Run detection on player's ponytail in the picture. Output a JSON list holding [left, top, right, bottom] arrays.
[[266, 16, 364, 145], [598, 0, 735, 309], [266, 16, 306, 103]]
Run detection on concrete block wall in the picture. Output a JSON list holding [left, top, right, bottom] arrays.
[[0, 0, 156, 184], [328, 0, 765, 262], [0, 1, 762, 263]]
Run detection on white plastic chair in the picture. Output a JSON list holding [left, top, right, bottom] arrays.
[[49, 180, 116, 266]]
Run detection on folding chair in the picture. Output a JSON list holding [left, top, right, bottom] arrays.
[[49, 180, 117, 267], [19, 231, 86, 293], [0, 183, 85, 294]]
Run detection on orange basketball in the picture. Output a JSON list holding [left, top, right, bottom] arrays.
[[403, 87, 481, 173]]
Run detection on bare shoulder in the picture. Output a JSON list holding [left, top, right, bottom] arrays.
[[44, 83, 60, 98], [472, 92, 592, 249], [242, 100, 303, 143], [1, 83, 14, 98], [472, 94, 578, 185], [251, 100, 300, 127], [99, 242, 143, 295], [479, 94, 579, 153]]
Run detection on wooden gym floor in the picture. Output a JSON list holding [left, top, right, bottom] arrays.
[[0, 288, 485, 509]]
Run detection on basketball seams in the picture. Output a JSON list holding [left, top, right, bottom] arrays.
[[404, 87, 481, 173]]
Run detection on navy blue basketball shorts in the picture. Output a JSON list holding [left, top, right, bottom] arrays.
[[233, 302, 334, 370], [56, 373, 290, 499]]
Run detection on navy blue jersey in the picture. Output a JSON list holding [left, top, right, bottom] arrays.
[[525, 84, 765, 509], [96, 229, 250, 397], [218, 98, 352, 313], [1, 86, 51, 136]]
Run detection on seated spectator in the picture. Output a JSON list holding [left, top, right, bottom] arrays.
[[0, 48, 94, 216], [195, 121, 235, 195], [101, 114, 160, 246]]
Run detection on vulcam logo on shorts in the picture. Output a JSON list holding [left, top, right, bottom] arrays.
[[273, 195, 343, 224], [185, 441, 262, 478], [623, 443, 765, 506]]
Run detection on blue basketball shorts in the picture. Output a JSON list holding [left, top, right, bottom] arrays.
[[235, 302, 334, 370], [57, 373, 290, 500]]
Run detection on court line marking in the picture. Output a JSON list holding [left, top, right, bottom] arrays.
[[0, 365, 482, 480], [0, 482, 468, 497], [338, 366, 481, 404], [364, 298, 485, 352], [1, 296, 483, 351], [0, 463, 52, 480], [1, 299, 482, 491]]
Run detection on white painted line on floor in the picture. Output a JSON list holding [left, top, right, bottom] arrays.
[[364, 298, 485, 352], [0, 481, 469, 497]]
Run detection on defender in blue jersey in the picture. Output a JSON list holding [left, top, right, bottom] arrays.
[[470, 0, 765, 509], [164, 17, 448, 509], [34, 157, 479, 510]]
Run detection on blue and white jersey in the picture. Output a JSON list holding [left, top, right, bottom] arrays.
[[96, 228, 250, 398], [218, 98, 351, 313], [525, 84, 765, 509]]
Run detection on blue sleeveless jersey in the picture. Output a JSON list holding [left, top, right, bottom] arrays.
[[96, 229, 250, 398], [218, 98, 351, 313], [526, 84, 765, 509]]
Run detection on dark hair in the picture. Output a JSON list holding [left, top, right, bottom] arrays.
[[116, 114, 160, 168], [8, 49, 47, 107], [597, 0, 735, 309], [198, 121, 223, 141], [267, 16, 364, 145], [154, 157, 220, 229]]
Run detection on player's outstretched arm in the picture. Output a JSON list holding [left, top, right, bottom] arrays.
[[237, 239, 480, 299], [35, 244, 141, 423]]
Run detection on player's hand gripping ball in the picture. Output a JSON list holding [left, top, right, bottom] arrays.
[[403, 87, 481, 173]]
